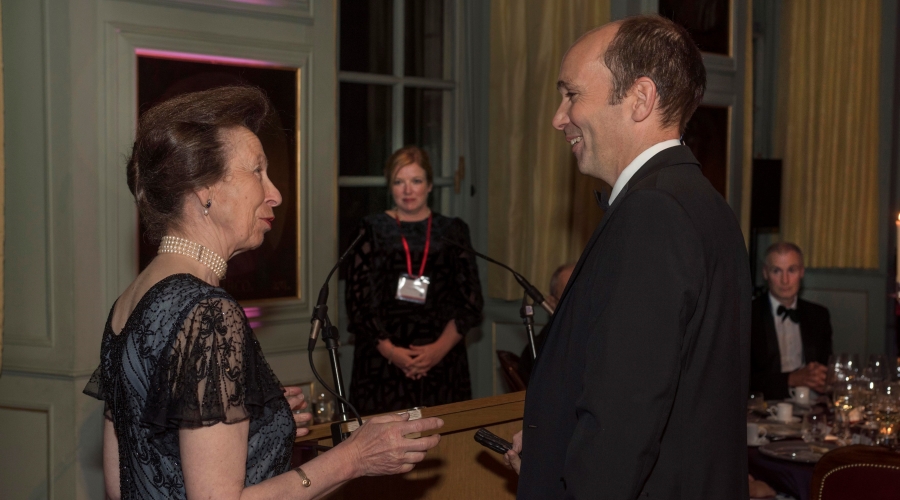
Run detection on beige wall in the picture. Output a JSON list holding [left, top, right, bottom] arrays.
[[0, 0, 5, 374]]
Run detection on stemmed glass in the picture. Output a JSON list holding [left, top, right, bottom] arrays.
[[863, 354, 888, 383], [871, 383, 900, 449], [802, 411, 829, 445], [832, 381, 863, 442], [826, 353, 860, 393]]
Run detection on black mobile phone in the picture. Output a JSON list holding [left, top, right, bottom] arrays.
[[474, 428, 514, 455]]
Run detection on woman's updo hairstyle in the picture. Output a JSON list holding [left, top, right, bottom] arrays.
[[127, 85, 272, 241]]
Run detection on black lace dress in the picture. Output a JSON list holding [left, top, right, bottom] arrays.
[[83, 274, 295, 499], [347, 213, 484, 414]]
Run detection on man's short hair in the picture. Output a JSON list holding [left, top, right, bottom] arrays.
[[604, 15, 706, 133], [763, 242, 805, 267], [549, 263, 575, 299]]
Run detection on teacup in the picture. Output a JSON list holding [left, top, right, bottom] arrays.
[[790, 386, 811, 407], [767, 402, 794, 422], [747, 422, 767, 445]]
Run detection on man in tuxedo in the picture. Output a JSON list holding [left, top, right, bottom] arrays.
[[505, 16, 751, 499], [750, 242, 833, 400]]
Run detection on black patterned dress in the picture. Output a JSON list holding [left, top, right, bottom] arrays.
[[347, 213, 484, 414], [83, 274, 295, 499]]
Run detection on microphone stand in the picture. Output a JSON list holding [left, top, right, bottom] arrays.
[[441, 237, 553, 363], [521, 292, 538, 360], [307, 232, 365, 444], [321, 318, 350, 423], [441, 237, 555, 315]]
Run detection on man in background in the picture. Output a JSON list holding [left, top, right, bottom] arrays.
[[507, 15, 751, 499], [517, 263, 575, 384], [751, 242, 833, 400]]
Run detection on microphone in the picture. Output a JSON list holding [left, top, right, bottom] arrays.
[[308, 231, 365, 351], [441, 237, 555, 315], [305, 231, 367, 434]]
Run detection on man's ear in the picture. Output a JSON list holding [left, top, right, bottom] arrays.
[[629, 77, 658, 123]]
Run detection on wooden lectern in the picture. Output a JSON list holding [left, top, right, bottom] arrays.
[[294, 391, 525, 499]]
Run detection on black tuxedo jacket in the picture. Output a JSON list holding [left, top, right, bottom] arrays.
[[749, 295, 833, 400], [519, 146, 751, 499]]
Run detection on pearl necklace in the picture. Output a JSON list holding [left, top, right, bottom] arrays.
[[158, 236, 227, 279]]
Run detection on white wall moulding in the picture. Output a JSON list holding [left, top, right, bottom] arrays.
[[117, 0, 313, 21], [3, 0, 54, 350]]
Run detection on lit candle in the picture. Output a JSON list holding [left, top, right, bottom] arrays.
[[897, 214, 900, 284]]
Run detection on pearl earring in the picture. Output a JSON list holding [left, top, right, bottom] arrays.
[[204, 199, 212, 216]]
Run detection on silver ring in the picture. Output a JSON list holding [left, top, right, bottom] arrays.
[[293, 409, 303, 415]]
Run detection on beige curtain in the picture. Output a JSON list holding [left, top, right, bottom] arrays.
[[488, 0, 610, 300], [773, 0, 881, 268]]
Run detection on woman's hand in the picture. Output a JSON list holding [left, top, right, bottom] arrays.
[[377, 339, 421, 376], [406, 342, 452, 379], [404, 320, 462, 380], [503, 431, 523, 474], [283, 386, 313, 437], [343, 412, 444, 477]]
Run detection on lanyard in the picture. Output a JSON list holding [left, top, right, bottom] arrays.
[[395, 213, 432, 278]]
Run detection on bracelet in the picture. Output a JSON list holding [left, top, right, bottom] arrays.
[[293, 466, 311, 487]]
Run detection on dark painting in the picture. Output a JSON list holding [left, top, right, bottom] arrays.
[[659, 0, 731, 56], [683, 105, 730, 198], [136, 54, 300, 302]]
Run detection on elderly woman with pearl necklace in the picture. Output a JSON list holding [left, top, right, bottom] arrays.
[[83, 86, 443, 500]]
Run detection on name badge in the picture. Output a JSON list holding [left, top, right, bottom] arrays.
[[396, 274, 430, 304]]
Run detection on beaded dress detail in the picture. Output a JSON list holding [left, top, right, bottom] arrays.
[[346, 213, 484, 414], [84, 274, 294, 499]]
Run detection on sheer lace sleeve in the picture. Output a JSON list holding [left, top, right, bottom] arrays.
[[141, 297, 283, 432], [444, 219, 484, 335], [346, 219, 391, 341]]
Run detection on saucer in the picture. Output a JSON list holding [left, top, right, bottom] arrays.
[[747, 436, 770, 447], [766, 415, 801, 424]]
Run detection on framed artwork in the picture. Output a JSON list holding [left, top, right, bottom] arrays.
[[135, 53, 301, 302], [659, 0, 732, 56], [683, 105, 731, 199]]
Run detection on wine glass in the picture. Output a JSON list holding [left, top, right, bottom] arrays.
[[863, 354, 888, 383], [826, 353, 860, 392], [872, 383, 900, 449], [832, 382, 863, 442], [802, 410, 829, 445]]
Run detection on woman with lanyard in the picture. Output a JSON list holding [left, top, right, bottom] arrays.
[[346, 145, 484, 415]]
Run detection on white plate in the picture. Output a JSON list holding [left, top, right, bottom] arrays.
[[766, 415, 801, 424], [758, 440, 836, 463]]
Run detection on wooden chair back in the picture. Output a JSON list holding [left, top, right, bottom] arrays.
[[496, 350, 526, 392], [810, 445, 900, 500]]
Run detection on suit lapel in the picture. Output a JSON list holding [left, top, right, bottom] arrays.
[[531, 146, 701, 375], [548, 146, 700, 316]]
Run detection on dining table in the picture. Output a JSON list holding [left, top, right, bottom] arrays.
[[747, 443, 815, 500], [746, 400, 825, 500]]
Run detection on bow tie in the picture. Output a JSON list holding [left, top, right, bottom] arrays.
[[777, 305, 799, 323]]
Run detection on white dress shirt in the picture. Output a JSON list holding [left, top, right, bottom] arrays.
[[769, 293, 804, 373], [608, 139, 682, 205]]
